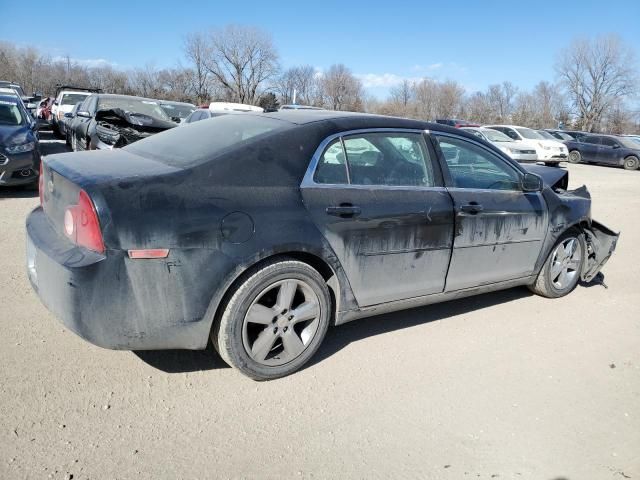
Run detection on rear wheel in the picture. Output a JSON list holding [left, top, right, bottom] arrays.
[[568, 150, 581, 164], [544, 161, 560, 167], [213, 259, 332, 380], [623, 156, 639, 171], [529, 232, 585, 298]]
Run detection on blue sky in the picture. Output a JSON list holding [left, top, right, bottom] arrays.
[[2, 0, 639, 98]]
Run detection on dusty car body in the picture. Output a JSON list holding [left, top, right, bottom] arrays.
[[26, 111, 618, 379]]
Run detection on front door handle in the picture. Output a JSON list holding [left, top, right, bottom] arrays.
[[459, 203, 484, 214], [326, 204, 361, 218]]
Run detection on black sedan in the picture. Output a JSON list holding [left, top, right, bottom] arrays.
[[0, 94, 40, 187], [68, 94, 176, 151], [566, 134, 640, 170], [26, 111, 618, 379]]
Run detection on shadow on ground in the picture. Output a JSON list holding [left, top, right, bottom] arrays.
[[135, 286, 535, 374]]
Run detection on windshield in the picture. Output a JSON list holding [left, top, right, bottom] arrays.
[[126, 113, 288, 167], [482, 129, 512, 142], [61, 93, 89, 106], [537, 130, 556, 140], [516, 128, 544, 140], [618, 137, 640, 149], [0, 100, 24, 126], [160, 103, 195, 120], [97, 97, 171, 120]]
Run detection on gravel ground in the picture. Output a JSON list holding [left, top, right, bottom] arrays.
[[1, 132, 638, 479]]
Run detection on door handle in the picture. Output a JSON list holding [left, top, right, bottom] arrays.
[[326, 204, 362, 218], [459, 203, 483, 214]]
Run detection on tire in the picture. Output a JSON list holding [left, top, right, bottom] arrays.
[[529, 231, 585, 298], [623, 156, 639, 171], [568, 150, 581, 164], [65, 129, 71, 146], [213, 258, 332, 380], [544, 161, 560, 167]]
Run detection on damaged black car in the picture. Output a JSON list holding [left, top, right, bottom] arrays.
[[68, 94, 175, 151], [26, 111, 618, 380]]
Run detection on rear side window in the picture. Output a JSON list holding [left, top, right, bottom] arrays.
[[601, 137, 619, 147], [314, 132, 435, 187], [126, 113, 289, 167], [582, 136, 601, 145]]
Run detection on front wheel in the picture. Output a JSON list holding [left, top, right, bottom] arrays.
[[623, 156, 639, 171], [529, 232, 585, 298], [568, 150, 581, 164], [213, 259, 332, 380]]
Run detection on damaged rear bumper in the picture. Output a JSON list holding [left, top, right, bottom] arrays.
[[582, 220, 619, 283]]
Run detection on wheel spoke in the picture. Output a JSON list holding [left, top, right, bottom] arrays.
[[246, 304, 275, 325], [290, 301, 320, 324], [281, 331, 305, 358], [567, 259, 581, 270], [565, 239, 577, 257], [550, 261, 564, 280], [251, 328, 278, 362], [276, 280, 297, 311], [556, 269, 569, 288]]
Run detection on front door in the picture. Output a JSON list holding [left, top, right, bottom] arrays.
[[580, 135, 602, 162], [301, 130, 455, 307], [431, 133, 547, 291], [597, 137, 623, 165]]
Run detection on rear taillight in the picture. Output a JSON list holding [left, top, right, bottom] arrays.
[[64, 189, 105, 253], [38, 162, 44, 205]]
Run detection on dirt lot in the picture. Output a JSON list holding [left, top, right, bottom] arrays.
[[1, 132, 639, 479]]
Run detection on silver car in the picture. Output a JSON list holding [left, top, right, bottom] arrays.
[[462, 127, 538, 163]]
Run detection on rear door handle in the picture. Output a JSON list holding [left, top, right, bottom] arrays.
[[326, 204, 362, 218], [459, 203, 483, 214]]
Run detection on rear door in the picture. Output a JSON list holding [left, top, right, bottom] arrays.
[[301, 129, 454, 307], [430, 132, 547, 291], [580, 136, 602, 162]]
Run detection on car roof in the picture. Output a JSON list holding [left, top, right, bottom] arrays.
[[0, 94, 19, 103], [0, 87, 19, 96], [253, 110, 435, 129]]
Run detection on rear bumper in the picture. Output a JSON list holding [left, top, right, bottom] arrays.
[[0, 148, 40, 186], [26, 207, 213, 350]]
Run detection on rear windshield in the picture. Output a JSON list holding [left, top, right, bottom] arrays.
[[61, 93, 90, 105], [125, 113, 289, 167]]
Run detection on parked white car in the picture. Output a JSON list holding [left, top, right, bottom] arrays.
[[484, 124, 568, 166], [460, 127, 538, 163], [51, 89, 93, 138]]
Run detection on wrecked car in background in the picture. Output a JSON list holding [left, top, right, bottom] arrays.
[[68, 94, 176, 151], [159, 100, 196, 123], [26, 111, 618, 380]]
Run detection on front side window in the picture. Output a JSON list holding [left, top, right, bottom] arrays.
[[600, 137, 619, 148], [434, 135, 521, 191]]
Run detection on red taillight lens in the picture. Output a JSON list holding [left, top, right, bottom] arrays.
[[63, 189, 105, 253], [38, 162, 44, 205]]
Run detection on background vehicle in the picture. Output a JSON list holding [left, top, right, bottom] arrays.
[[435, 118, 480, 128], [461, 126, 537, 163], [0, 94, 40, 187], [209, 102, 264, 113], [62, 102, 83, 146], [543, 129, 574, 141], [69, 94, 175, 151], [182, 108, 220, 124], [0, 81, 40, 117], [485, 124, 568, 166], [280, 104, 323, 110], [51, 86, 100, 138], [545, 129, 588, 142], [159, 101, 196, 123], [27, 112, 617, 380], [566, 134, 640, 170]]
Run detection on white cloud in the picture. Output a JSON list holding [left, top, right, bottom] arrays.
[[356, 73, 410, 88], [52, 56, 118, 68]]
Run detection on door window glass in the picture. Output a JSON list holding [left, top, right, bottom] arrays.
[[434, 135, 521, 191], [343, 133, 434, 186], [314, 139, 348, 184], [601, 137, 619, 148], [582, 136, 601, 145]]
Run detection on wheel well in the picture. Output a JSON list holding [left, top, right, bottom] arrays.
[[211, 251, 340, 336]]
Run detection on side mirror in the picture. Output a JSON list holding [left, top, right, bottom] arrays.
[[53, 101, 59, 106], [612, 144, 620, 149], [76, 111, 91, 118], [522, 172, 543, 192], [64, 112, 73, 118]]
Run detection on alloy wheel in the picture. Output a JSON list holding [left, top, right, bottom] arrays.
[[550, 237, 582, 290], [242, 279, 322, 367]]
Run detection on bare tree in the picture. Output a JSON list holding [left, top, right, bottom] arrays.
[[435, 80, 465, 118], [202, 25, 279, 104], [183, 32, 212, 103], [556, 34, 638, 132], [319, 64, 364, 111], [274, 65, 319, 105]]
